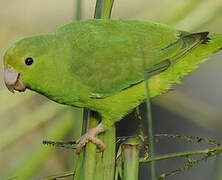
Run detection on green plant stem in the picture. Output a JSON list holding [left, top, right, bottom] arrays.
[[74, 112, 116, 180], [74, 111, 99, 180], [140, 146, 222, 163], [94, 0, 115, 19], [41, 145, 222, 179], [141, 45, 157, 180], [122, 138, 141, 180], [95, 127, 116, 179], [75, 0, 82, 20]]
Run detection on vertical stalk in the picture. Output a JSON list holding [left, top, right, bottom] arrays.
[[141, 46, 157, 180], [122, 138, 141, 180], [95, 127, 116, 179], [145, 84, 157, 180], [74, 1, 116, 180], [74, 112, 98, 180], [72, 1, 84, 180], [94, 0, 115, 19], [75, 0, 82, 20]]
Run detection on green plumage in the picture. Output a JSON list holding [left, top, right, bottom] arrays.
[[4, 19, 222, 130]]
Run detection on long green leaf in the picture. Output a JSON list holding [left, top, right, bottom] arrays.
[[0, 102, 66, 150], [3, 110, 76, 180], [174, 0, 222, 31], [0, 90, 33, 116], [161, 0, 205, 25]]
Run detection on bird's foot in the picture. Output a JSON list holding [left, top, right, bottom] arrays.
[[76, 123, 105, 154]]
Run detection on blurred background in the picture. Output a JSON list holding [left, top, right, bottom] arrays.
[[1, 0, 222, 179]]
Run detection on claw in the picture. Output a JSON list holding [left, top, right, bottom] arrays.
[[76, 123, 105, 154]]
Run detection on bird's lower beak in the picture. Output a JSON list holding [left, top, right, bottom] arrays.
[[4, 66, 26, 93]]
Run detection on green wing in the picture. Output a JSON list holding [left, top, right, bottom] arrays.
[[58, 19, 209, 97]]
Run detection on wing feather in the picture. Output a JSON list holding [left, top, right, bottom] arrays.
[[62, 19, 209, 97]]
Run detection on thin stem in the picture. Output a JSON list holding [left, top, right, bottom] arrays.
[[75, 0, 82, 21], [94, 0, 115, 19], [141, 45, 157, 180], [73, 1, 83, 179], [74, 112, 98, 180], [140, 146, 222, 163], [33, 171, 74, 180], [94, 0, 104, 19], [141, 147, 222, 179]]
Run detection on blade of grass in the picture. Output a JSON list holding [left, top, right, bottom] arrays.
[[0, 102, 66, 150], [33, 170, 74, 180], [160, 0, 204, 25], [3, 110, 76, 180], [70, 109, 83, 170], [0, 90, 34, 116], [75, 0, 82, 21], [141, 44, 157, 180], [173, 0, 222, 31]]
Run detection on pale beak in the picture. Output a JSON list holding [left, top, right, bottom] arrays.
[[4, 66, 26, 93]]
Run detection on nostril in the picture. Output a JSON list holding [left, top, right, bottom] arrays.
[[8, 66, 14, 71]]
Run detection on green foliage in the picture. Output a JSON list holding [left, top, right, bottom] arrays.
[[0, 101, 66, 150], [4, 109, 79, 180], [1, 1, 222, 180]]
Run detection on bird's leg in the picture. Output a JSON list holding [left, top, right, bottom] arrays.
[[76, 123, 105, 154]]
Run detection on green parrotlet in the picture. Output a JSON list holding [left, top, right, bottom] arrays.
[[3, 19, 222, 154]]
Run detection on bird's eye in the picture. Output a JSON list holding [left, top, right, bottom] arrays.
[[24, 57, 34, 66]]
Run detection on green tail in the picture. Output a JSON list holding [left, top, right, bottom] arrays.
[[148, 33, 222, 98]]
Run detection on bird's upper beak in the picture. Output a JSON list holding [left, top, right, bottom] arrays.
[[4, 66, 26, 93]]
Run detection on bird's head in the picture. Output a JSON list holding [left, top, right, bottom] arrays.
[[3, 35, 55, 94]]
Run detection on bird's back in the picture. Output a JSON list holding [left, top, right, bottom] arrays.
[[53, 19, 206, 97]]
